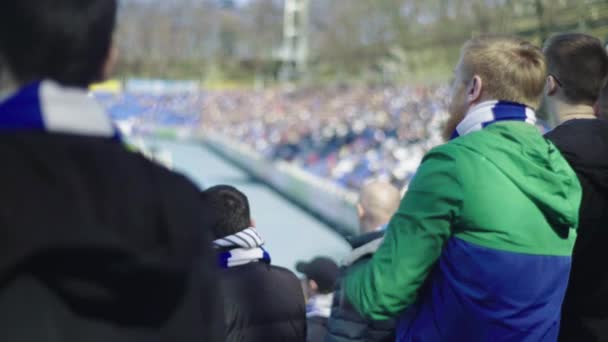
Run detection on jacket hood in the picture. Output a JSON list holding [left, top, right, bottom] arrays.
[[454, 122, 581, 236]]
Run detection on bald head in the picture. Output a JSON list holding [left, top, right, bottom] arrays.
[[357, 181, 401, 234]]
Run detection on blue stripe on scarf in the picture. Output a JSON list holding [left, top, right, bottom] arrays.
[[218, 247, 272, 269], [219, 251, 231, 269], [0, 82, 45, 130], [491, 101, 527, 121], [0, 81, 121, 141]]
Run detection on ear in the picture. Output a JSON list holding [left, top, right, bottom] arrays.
[[308, 279, 319, 292], [593, 101, 600, 116], [356, 203, 365, 219], [250, 218, 256, 228], [546, 75, 558, 97], [468, 75, 483, 104], [100, 43, 118, 81]]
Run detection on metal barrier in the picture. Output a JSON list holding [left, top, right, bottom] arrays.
[[203, 132, 360, 237]]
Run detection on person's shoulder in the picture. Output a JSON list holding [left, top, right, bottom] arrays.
[[221, 264, 305, 301], [546, 119, 608, 166], [114, 145, 199, 195], [265, 264, 302, 285], [546, 119, 608, 142], [222, 263, 300, 283], [420, 141, 470, 167]]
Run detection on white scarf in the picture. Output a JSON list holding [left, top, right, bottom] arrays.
[[214, 228, 271, 268], [307, 292, 334, 318]]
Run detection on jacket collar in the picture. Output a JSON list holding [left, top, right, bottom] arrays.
[[343, 233, 385, 267], [346, 230, 385, 249]]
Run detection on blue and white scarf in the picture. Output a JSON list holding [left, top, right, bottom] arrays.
[[214, 227, 271, 269], [451, 100, 536, 140], [306, 293, 334, 318], [0, 80, 120, 140]]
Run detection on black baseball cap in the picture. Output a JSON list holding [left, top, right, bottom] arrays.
[[296, 257, 339, 293]]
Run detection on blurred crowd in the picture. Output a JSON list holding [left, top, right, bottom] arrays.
[[6, 1, 608, 341], [95, 92, 204, 129], [203, 85, 450, 191]]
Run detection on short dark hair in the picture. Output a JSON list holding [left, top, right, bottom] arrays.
[[0, 0, 117, 88], [201, 185, 251, 240], [544, 33, 608, 105]]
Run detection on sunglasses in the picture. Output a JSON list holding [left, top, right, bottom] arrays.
[[549, 74, 563, 88]]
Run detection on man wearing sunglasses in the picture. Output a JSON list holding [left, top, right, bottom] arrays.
[[544, 33, 608, 342]]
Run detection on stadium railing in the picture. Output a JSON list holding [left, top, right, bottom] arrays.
[[203, 131, 360, 237]]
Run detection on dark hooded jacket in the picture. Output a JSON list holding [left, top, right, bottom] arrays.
[[546, 119, 608, 341], [325, 231, 396, 342], [221, 262, 307, 342], [0, 81, 223, 341]]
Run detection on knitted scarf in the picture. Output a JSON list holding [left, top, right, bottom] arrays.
[[306, 293, 334, 318], [213, 228, 271, 269], [0, 80, 121, 140], [451, 100, 536, 140]]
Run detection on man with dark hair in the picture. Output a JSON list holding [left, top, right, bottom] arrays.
[[202, 185, 307, 342], [0, 1, 118, 88], [204, 185, 253, 238], [544, 33, 608, 124], [0, 1, 222, 341], [544, 33, 608, 342], [344, 36, 581, 340]]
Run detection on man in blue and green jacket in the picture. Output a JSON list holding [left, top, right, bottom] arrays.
[[344, 36, 582, 341]]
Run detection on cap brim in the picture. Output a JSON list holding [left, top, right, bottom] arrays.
[[295, 262, 310, 275]]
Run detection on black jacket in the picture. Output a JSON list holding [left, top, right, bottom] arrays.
[[325, 231, 396, 342], [0, 132, 223, 342], [220, 261, 307, 342], [546, 119, 608, 341], [308, 316, 329, 342]]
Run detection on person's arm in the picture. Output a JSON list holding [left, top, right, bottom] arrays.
[[344, 148, 463, 320]]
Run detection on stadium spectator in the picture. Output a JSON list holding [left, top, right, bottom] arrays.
[[0, 1, 223, 341], [203, 185, 307, 342], [344, 35, 582, 341], [543, 33, 608, 342], [326, 180, 400, 342], [296, 257, 339, 342], [355, 180, 402, 234]]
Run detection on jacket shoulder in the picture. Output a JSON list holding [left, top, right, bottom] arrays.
[[222, 263, 302, 289], [221, 263, 306, 341]]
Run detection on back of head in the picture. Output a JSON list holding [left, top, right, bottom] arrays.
[[202, 185, 251, 240], [544, 33, 608, 106], [0, 0, 117, 88], [462, 35, 547, 109], [358, 180, 401, 234]]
